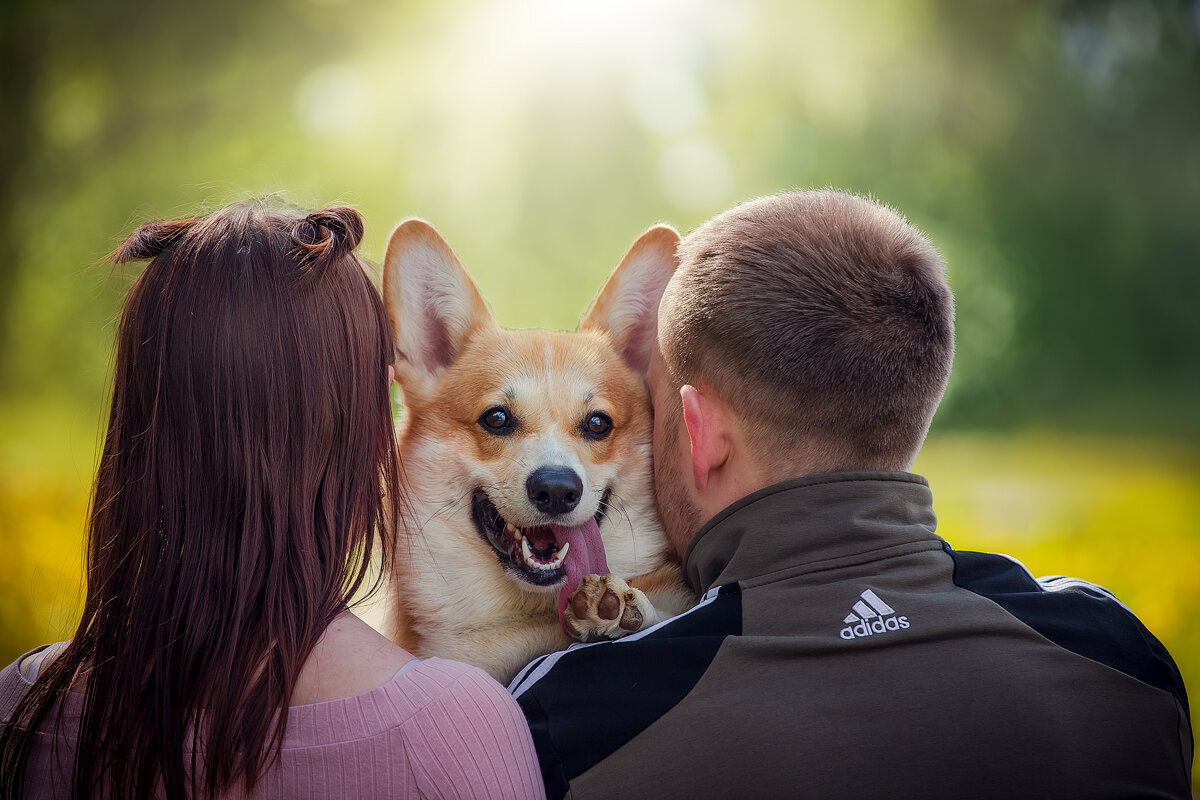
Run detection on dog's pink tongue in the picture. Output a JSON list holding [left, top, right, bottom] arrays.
[[552, 519, 609, 638]]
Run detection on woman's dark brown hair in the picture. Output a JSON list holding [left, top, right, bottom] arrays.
[[0, 200, 403, 798]]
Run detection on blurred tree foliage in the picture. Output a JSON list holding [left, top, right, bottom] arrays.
[[0, 0, 1197, 435], [0, 0, 388, 399]]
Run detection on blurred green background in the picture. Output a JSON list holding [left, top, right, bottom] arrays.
[[1, 0, 1197, 784]]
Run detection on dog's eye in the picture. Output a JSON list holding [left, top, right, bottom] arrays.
[[479, 406, 516, 435], [582, 412, 613, 439]]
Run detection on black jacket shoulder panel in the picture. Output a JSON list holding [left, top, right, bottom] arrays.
[[945, 543, 1189, 723]]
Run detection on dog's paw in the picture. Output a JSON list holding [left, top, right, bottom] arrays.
[[564, 573, 654, 642]]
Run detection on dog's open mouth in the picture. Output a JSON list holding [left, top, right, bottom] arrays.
[[471, 488, 611, 587]]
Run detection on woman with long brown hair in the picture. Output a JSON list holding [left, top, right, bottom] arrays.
[[0, 201, 544, 798]]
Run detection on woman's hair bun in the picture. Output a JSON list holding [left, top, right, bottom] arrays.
[[112, 219, 199, 263], [291, 206, 365, 264]]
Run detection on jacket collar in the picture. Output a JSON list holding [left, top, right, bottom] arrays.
[[683, 471, 940, 594]]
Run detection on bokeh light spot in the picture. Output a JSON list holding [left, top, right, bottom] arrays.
[[295, 65, 368, 136], [627, 66, 707, 136], [657, 137, 732, 211]]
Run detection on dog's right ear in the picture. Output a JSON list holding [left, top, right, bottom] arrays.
[[382, 219, 496, 399]]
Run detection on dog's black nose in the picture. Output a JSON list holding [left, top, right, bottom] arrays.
[[527, 466, 583, 516]]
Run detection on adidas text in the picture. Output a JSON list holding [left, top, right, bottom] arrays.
[[840, 589, 910, 640], [840, 615, 910, 639]]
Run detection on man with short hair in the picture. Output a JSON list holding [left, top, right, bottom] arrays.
[[510, 190, 1193, 798]]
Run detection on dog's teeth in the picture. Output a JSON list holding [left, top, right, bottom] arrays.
[[519, 537, 569, 571], [505, 522, 523, 540]]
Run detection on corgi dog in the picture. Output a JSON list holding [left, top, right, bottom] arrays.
[[380, 220, 695, 684]]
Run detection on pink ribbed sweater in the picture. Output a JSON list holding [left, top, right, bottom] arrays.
[[0, 644, 545, 799]]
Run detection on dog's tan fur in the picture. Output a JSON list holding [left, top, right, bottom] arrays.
[[381, 220, 695, 684]]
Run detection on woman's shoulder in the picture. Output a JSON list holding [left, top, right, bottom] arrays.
[[5, 641, 70, 683], [0, 647, 34, 721], [393, 655, 495, 690], [284, 656, 516, 744], [0, 642, 72, 724], [376, 659, 544, 796], [276, 659, 543, 797], [387, 657, 520, 717], [287, 611, 516, 730]]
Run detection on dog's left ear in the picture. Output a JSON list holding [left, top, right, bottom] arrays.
[[582, 224, 680, 375]]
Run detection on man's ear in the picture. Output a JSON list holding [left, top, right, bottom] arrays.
[[581, 224, 679, 375], [680, 384, 731, 491], [381, 219, 497, 401]]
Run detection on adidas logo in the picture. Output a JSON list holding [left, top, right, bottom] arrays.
[[839, 589, 910, 640]]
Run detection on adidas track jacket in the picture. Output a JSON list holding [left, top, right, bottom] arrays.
[[511, 472, 1193, 799]]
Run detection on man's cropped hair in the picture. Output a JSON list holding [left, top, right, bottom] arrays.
[[661, 189, 955, 471]]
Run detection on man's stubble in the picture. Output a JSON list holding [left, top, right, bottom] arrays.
[[652, 395, 707, 559]]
